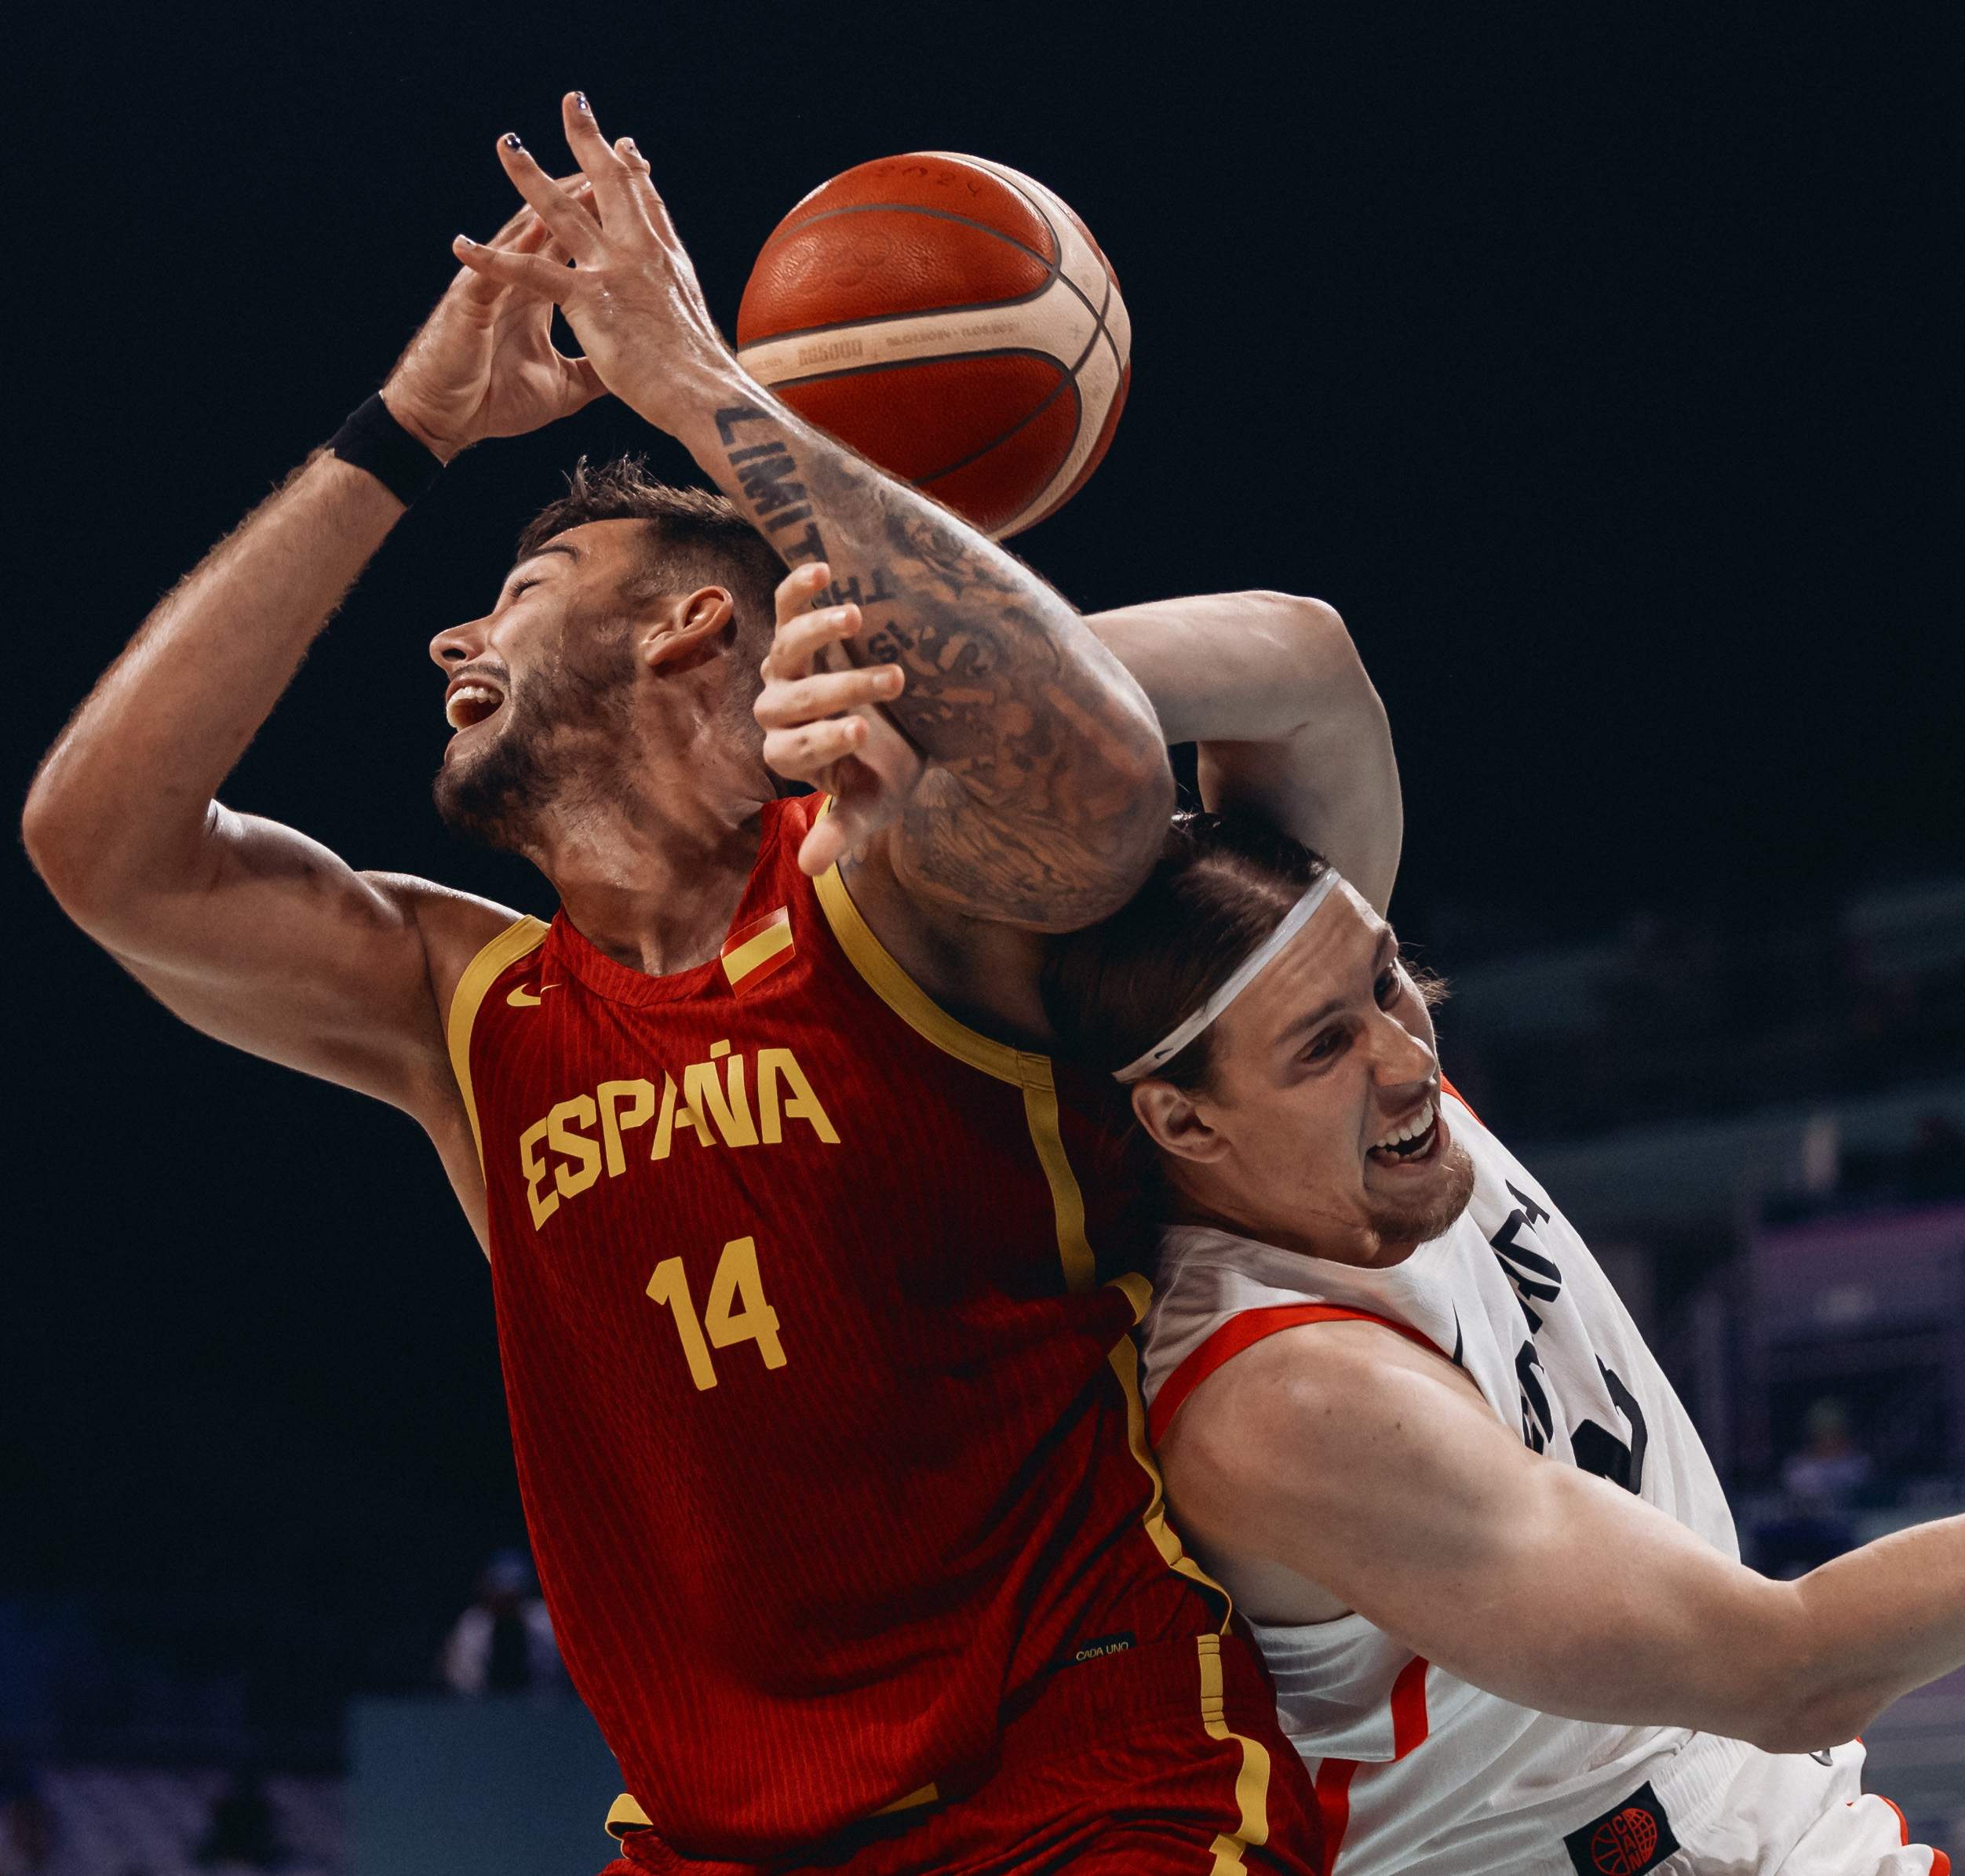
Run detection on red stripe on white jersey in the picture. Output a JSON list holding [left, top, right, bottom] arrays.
[[1147, 1302, 1449, 1447]]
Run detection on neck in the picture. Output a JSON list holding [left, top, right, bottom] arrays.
[[1167, 1177, 1420, 1270], [527, 721, 779, 978]]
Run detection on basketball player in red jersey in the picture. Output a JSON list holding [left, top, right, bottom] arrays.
[[25, 96, 1330, 1874]]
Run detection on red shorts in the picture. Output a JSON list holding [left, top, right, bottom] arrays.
[[601, 1631, 1322, 1876]]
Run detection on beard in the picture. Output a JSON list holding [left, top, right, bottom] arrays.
[[1362, 1139, 1478, 1256], [433, 642, 634, 852]]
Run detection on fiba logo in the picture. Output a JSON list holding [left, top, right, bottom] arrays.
[[1588, 1806, 1659, 1874]]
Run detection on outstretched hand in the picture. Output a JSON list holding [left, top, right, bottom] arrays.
[[382, 177, 606, 461], [756, 564, 926, 877], [450, 92, 730, 432]]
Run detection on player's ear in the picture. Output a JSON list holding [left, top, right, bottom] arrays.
[[640, 586, 735, 670], [1132, 1080, 1229, 1164]]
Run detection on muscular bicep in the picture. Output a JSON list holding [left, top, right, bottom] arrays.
[[92, 805, 506, 1116], [1163, 1323, 1802, 1740]]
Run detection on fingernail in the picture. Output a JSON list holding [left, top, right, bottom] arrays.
[[501, 132, 523, 151], [455, 233, 476, 247], [574, 91, 591, 113], [623, 137, 642, 158]]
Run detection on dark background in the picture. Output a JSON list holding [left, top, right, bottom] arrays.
[[9, 6, 1959, 1700]]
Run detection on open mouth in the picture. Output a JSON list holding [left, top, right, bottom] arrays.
[[444, 679, 506, 731], [1368, 1095, 1442, 1168]]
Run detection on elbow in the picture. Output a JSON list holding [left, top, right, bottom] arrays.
[[1728, 1597, 1881, 1754], [1254, 592, 1386, 730], [20, 777, 89, 912], [1091, 734, 1176, 918], [1739, 1683, 1879, 1756], [22, 771, 180, 934], [1260, 592, 1359, 667]]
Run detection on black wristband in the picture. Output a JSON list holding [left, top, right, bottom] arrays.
[[328, 393, 446, 506]]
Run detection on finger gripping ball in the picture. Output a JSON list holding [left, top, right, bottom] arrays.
[[736, 154, 1130, 540]]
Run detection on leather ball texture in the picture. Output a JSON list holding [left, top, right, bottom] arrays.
[[735, 153, 1131, 540]]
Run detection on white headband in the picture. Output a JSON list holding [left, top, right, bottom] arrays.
[[1112, 871, 1346, 1084]]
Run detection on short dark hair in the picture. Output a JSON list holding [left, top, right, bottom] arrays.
[[1042, 814, 1331, 1089], [516, 456, 782, 661]]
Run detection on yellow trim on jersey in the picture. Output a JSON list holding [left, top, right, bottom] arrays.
[[873, 1780, 940, 1816], [603, 1781, 936, 1845], [1021, 1078, 1097, 1294], [811, 862, 1044, 1087], [1197, 1633, 1273, 1873], [445, 913, 551, 1176], [604, 1792, 652, 1841], [1104, 1306, 1239, 1623], [814, 865, 1236, 1579]]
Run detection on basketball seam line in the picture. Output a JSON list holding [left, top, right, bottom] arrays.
[[732, 345, 1085, 490], [742, 202, 1059, 344], [741, 201, 1110, 348], [961, 166, 1125, 530], [968, 163, 1115, 335], [746, 171, 1123, 530]]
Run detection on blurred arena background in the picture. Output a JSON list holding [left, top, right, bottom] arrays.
[[8, 5, 1959, 1872]]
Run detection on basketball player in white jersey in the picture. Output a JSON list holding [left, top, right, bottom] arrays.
[[756, 583, 1963, 1875]]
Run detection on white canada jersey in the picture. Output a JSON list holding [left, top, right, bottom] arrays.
[[1139, 1087, 1880, 1876]]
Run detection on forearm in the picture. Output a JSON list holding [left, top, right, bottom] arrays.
[[1424, 1485, 1965, 1752], [662, 366, 1169, 828], [25, 452, 401, 916], [1783, 1517, 1965, 1744]]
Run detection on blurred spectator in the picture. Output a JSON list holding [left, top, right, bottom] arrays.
[[1755, 1397, 1877, 1578], [1783, 1397, 1876, 1513], [439, 1551, 563, 1696], [193, 1769, 288, 1873]]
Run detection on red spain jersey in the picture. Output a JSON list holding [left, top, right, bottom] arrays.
[[446, 794, 1247, 1862]]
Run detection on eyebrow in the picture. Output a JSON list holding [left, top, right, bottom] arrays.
[[503, 543, 581, 582], [1274, 927, 1400, 1047]]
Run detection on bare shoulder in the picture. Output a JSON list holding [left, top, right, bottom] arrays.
[[365, 872, 533, 1024], [1161, 1318, 1486, 1521]]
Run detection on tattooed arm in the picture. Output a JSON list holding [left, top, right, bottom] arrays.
[[694, 401, 1172, 927], [457, 95, 1172, 931]]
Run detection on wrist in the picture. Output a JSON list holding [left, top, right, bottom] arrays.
[[622, 344, 756, 437], [330, 393, 448, 506], [376, 386, 468, 465]]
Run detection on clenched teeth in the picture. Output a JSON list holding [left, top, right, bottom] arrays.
[[1372, 1097, 1436, 1152]]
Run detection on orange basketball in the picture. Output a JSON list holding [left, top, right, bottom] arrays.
[[735, 154, 1131, 540]]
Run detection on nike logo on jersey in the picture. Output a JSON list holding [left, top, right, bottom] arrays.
[[507, 982, 561, 1008]]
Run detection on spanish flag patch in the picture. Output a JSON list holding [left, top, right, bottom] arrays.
[[722, 906, 794, 994]]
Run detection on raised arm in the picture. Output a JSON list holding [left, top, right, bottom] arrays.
[[1161, 1320, 1965, 1753], [453, 96, 1172, 933], [23, 193, 596, 1128], [1085, 592, 1402, 913]]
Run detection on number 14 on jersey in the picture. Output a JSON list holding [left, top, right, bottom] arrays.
[[646, 1237, 788, 1390]]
